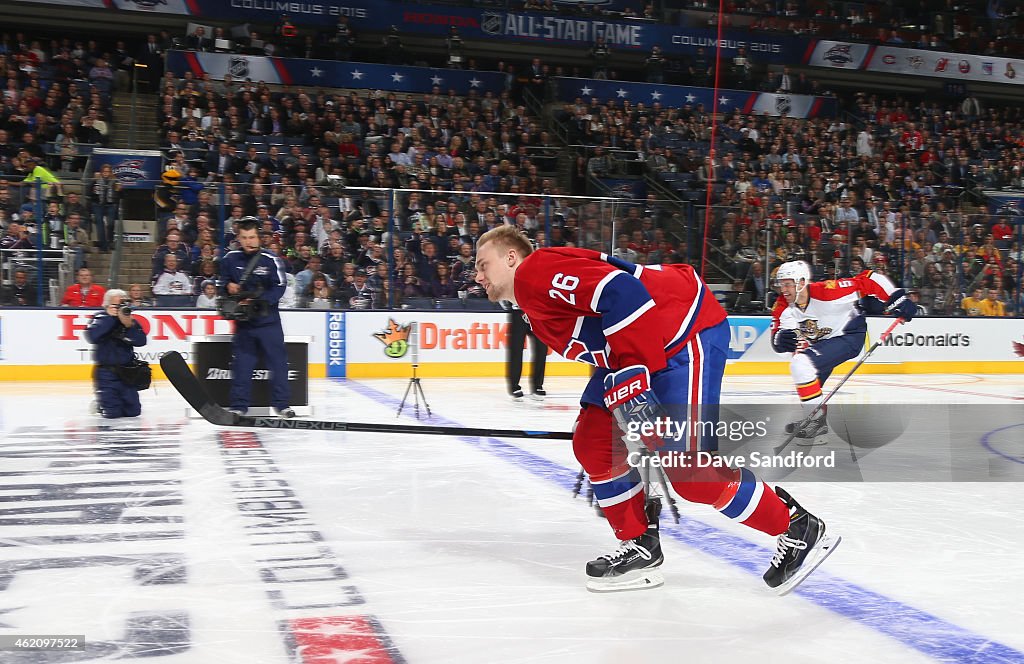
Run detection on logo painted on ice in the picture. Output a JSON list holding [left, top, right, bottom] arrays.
[[726, 318, 772, 360], [373, 318, 411, 358]]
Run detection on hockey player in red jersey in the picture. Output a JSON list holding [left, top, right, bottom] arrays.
[[771, 260, 915, 441], [474, 226, 840, 594]]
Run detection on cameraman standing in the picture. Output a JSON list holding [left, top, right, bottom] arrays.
[[219, 218, 294, 418], [85, 289, 148, 419]]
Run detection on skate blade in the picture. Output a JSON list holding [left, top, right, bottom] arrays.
[[774, 533, 842, 596], [586, 569, 664, 593], [796, 432, 829, 446]]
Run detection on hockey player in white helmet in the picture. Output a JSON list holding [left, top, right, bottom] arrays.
[[771, 260, 915, 441]]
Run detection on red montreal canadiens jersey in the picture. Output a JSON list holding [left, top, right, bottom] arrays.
[[513, 248, 726, 372], [770, 270, 897, 344]]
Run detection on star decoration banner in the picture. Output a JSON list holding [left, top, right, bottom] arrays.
[[554, 77, 837, 118], [166, 50, 508, 95]]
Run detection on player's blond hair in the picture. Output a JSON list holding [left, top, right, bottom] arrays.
[[477, 225, 533, 259]]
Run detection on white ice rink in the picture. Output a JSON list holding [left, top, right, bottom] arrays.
[[1, 372, 1024, 663]]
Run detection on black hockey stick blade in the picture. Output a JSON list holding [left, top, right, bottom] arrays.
[[159, 351, 573, 440], [160, 350, 238, 426]]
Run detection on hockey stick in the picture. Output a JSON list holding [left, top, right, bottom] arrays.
[[159, 351, 573, 440], [773, 317, 904, 455]]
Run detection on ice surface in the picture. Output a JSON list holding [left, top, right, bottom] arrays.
[[1, 373, 1023, 663]]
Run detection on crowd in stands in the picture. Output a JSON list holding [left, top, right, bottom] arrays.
[[147, 59, 597, 309], [678, 0, 1024, 58], [0, 34, 132, 305], [2, 13, 1023, 316], [0, 33, 118, 170], [561, 87, 1024, 315], [40, 55, 1024, 316]]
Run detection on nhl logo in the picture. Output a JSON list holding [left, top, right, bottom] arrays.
[[481, 11, 503, 36], [775, 95, 792, 116], [229, 56, 249, 79]]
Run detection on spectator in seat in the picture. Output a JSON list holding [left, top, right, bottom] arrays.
[[961, 287, 985, 317], [126, 283, 154, 308], [152, 230, 192, 279], [0, 268, 38, 306], [88, 58, 115, 95], [0, 222, 33, 251], [301, 273, 335, 309], [978, 285, 1007, 317], [152, 253, 193, 298], [430, 262, 459, 299], [295, 254, 324, 295], [61, 267, 106, 307], [196, 280, 218, 308]]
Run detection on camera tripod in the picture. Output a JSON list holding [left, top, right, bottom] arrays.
[[396, 362, 431, 419]]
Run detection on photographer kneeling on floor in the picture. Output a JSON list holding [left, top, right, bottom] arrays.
[[85, 289, 150, 418]]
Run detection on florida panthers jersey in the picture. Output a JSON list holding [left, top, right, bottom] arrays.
[[513, 248, 726, 373], [770, 270, 897, 346]]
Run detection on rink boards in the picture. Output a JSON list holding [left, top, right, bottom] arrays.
[[0, 309, 1022, 379]]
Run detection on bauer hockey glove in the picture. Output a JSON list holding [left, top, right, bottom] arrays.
[[883, 289, 916, 321], [603, 365, 666, 451], [772, 328, 799, 353]]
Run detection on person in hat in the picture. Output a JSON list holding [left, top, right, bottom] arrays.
[[337, 267, 374, 309]]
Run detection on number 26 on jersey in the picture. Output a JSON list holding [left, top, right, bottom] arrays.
[[548, 273, 579, 305]]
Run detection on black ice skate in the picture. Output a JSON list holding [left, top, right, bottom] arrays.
[[585, 498, 664, 592], [763, 487, 841, 595], [790, 410, 829, 446], [786, 407, 827, 442]]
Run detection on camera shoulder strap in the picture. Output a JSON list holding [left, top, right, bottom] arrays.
[[238, 250, 264, 287]]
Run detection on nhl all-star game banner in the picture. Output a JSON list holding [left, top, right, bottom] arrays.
[[16, 0, 803, 63], [90, 148, 164, 190], [555, 78, 838, 118], [23, 0, 644, 15], [166, 51, 508, 94], [805, 41, 1024, 86]]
